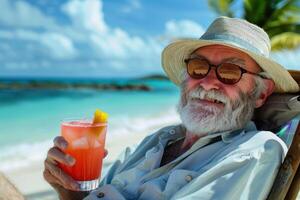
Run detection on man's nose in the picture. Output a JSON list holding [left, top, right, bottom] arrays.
[[198, 68, 221, 91]]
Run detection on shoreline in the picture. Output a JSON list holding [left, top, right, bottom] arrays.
[[0, 74, 170, 91], [0, 81, 151, 91]]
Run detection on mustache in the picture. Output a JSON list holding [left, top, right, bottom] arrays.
[[183, 85, 230, 106], [188, 87, 229, 104]]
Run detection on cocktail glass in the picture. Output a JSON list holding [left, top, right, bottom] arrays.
[[59, 119, 107, 191]]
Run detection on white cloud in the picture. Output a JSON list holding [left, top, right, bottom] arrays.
[[4, 61, 30, 70], [121, 0, 142, 13], [0, 29, 42, 42], [61, 0, 108, 33], [0, 0, 56, 28], [165, 20, 205, 38], [0, 29, 77, 60], [0, 30, 13, 39], [89, 28, 150, 59], [40, 33, 77, 59], [0, 0, 162, 75], [14, 29, 40, 40], [60, 0, 162, 62]]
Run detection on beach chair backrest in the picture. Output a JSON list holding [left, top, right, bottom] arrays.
[[267, 113, 300, 200], [253, 92, 300, 200], [263, 70, 300, 200]]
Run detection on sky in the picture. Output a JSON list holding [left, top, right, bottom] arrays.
[[0, 0, 299, 78]]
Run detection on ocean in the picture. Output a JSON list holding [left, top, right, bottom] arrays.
[[0, 78, 180, 172]]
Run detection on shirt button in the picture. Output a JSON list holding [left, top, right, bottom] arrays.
[[153, 146, 159, 153], [185, 175, 193, 182], [169, 129, 176, 135], [97, 192, 105, 198]]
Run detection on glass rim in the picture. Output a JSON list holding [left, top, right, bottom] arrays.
[[61, 118, 107, 127]]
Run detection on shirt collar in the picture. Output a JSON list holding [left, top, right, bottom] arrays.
[[160, 121, 257, 144], [159, 124, 185, 141]]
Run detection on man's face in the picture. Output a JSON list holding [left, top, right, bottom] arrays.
[[178, 45, 266, 135]]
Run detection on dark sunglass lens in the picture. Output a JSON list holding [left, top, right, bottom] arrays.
[[217, 63, 242, 84], [187, 59, 209, 79]]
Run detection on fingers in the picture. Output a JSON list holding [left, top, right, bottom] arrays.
[[44, 136, 80, 191], [43, 168, 61, 185], [49, 136, 75, 166], [44, 160, 79, 191], [47, 147, 75, 166], [54, 136, 68, 150], [45, 136, 107, 192]]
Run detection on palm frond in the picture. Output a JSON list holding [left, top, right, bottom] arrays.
[[271, 32, 300, 51], [244, 0, 267, 26], [267, 24, 300, 37], [207, 0, 300, 51], [264, 2, 300, 32], [267, 0, 300, 25], [208, 0, 235, 17]]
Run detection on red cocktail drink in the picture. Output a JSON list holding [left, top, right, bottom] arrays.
[[59, 120, 107, 191]]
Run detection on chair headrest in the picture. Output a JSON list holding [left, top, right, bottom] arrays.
[[253, 93, 300, 131], [288, 70, 300, 87]]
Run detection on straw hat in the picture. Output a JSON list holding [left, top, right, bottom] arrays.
[[161, 16, 300, 93]]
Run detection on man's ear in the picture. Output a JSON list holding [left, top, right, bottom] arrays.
[[255, 79, 275, 108]]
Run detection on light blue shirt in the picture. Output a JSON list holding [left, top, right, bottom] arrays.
[[85, 122, 287, 200]]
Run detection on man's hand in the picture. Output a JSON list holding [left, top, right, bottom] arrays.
[[44, 136, 79, 191], [43, 136, 108, 199]]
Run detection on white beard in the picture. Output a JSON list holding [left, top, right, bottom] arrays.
[[177, 86, 256, 136]]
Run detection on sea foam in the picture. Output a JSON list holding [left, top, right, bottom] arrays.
[[0, 108, 180, 172]]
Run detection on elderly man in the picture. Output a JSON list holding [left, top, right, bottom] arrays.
[[44, 17, 299, 200]]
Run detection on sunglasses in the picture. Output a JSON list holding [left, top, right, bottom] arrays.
[[184, 57, 265, 85]]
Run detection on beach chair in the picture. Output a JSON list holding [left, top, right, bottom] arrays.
[[266, 112, 300, 200], [0, 172, 24, 200], [253, 70, 300, 200]]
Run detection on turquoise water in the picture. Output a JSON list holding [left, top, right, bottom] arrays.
[[0, 78, 180, 171]]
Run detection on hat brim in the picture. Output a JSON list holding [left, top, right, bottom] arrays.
[[162, 39, 300, 93]]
